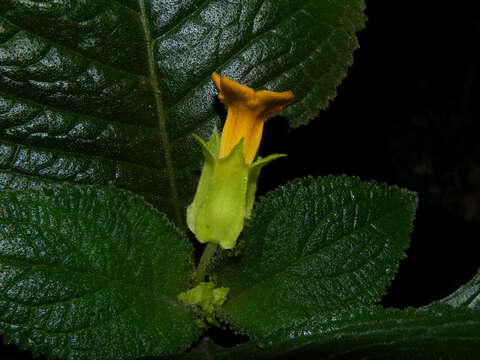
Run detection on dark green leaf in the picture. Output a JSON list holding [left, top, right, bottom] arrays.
[[0, 185, 197, 360], [0, 0, 366, 223], [172, 304, 480, 360], [213, 176, 418, 337], [440, 270, 480, 310]]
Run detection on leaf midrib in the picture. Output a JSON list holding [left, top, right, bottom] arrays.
[[0, 199, 179, 305], [225, 200, 408, 307], [194, 308, 480, 359], [1, 12, 180, 212], [0, 254, 177, 307], [279, 324, 480, 358], [137, 0, 183, 228]]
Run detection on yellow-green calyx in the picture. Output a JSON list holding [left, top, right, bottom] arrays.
[[186, 73, 293, 250], [186, 128, 285, 249], [177, 282, 229, 326]]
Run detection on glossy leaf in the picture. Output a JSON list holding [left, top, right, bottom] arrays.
[[173, 304, 480, 360], [213, 176, 418, 337], [0, 185, 197, 360], [440, 270, 480, 310], [0, 0, 366, 223]]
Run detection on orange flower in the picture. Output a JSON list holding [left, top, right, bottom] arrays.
[[212, 72, 294, 164], [187, 74, 293, 249]]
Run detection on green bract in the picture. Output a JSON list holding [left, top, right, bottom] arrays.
[[178, 282, 230, 326], [187, 128, 284, 249]]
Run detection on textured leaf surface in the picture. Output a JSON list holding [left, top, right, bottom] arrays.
[[0, 185, 196, 359], [213, 176, 418, 337], [173, 304, 480, 360], [440, 271, 480, 310], [0, 0, 366, 223]]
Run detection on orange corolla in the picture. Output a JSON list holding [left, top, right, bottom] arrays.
[[212, 72, 294, 164], [187, 73, 294, 249]]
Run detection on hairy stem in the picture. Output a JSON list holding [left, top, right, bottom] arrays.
[[194, 243, 218, 285]]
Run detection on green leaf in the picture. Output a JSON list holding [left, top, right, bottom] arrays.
[[212, 176, 418, 337], [0, 0, 366, 224], [440, 270, 480, 310], [172, 304, 480, 360], [0, 185, 197, 359]]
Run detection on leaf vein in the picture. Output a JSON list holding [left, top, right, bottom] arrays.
[[0, 255, 174, 305], [226, 204, 407, 305], [0, 138, 166, 183], [165, 0, 315, 114], [0, 16, 147, 79]]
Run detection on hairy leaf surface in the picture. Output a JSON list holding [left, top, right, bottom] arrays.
[[0, 185, 196, 360], [0, 0, 366, 223], [173, 304, 480, 360], [213, 176, 418, 337]]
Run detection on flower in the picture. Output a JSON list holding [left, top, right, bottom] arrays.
[[186, 73, 294, 249], [212, 72, 294, 164]]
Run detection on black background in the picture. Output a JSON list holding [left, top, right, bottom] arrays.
[[258, 1, 480, 310], [2, 1, 480, 359]]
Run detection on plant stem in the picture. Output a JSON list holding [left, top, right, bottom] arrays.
[[194, 243, 218, 285]]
